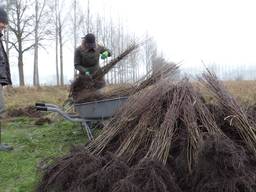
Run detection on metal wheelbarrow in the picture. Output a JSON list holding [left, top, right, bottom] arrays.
[[35, 97, 128, 141]]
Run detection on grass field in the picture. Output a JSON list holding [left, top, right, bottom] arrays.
[[1, 86, 86, 192], [223, 80, 256, 103], [0, 118, 85, 192], [0, 81, 256, 191], [194, 80, 256, 105], [5, 86, 69, 109]]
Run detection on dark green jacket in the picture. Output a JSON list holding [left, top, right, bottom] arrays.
[[74, 44, 110, 74]]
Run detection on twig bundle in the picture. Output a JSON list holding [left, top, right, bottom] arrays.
[[191, 133, 256, 192], [86, 63, 180, 157], [132, 63, 179, 94], [111, 179, 140, 192], [200, 69, 256, 156], [87, 80, 172, 157], [73, 84, 133, 103], [37, 150, 105, 192], [119, 160, 183, 192]]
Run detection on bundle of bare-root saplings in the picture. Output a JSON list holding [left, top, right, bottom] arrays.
[[37, 69, 256, 192], [69, 43, 140, 103]]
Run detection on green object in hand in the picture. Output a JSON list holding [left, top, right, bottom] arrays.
[[85, 70, 90, 76], [101, 51, 109, 59]]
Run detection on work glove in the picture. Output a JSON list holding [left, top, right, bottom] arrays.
[[101, 51, 109, 60], [84, 69, 90, 76]]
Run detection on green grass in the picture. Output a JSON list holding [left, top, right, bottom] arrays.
[[0, 117, 87, 192]]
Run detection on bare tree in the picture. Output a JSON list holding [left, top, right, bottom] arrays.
[[33, 0, 39, 86], [8, 0, 35, 86], [5, 0, 14, 58], [49, 0, 69, 86], [143, 36, 157, 73], [71, 0, 84, 78], [33, 0, 50, 86]]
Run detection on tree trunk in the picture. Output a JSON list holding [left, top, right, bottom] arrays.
[[33, 0, 39, 86], [33, 38, 39, 86], [73, 0, 77, 78], [6, 0, 10, 59], [55, 31, 59, 85], [59, 17, 64, 86], [55, 0, 59, 85], [87, 0, 90, 33], [18, 52, 24, 86]]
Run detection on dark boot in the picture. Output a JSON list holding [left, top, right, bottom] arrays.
[[0, 143, 13, 151]]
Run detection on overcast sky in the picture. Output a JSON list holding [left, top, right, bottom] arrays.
[[12, 0, 256, 84], [109, 0, 256, 67]]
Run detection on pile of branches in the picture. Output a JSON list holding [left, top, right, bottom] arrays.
[[37, 70, 256, 192]]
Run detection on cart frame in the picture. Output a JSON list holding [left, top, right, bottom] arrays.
[[35, 97, 128, 141]]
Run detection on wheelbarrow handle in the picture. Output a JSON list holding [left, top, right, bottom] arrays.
[[35, 103, 46, 107], [36, 106, 48, 111]]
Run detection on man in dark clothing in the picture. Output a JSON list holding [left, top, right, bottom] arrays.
[[74, 33, 111, 81], [0, 7, 12, 151], [0, 7, 11, 112]]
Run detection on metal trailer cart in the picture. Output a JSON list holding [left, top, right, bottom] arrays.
[[35, 97, 128, 141]]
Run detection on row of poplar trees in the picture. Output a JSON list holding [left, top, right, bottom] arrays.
[[2, 0, 164, 86]]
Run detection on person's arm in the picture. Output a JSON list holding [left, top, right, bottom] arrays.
[[75, 65, 88, 73], [74, 47, 86, 73]]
